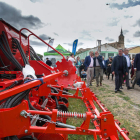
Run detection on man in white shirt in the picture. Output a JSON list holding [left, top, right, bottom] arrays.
[[124, 48, 132, 90], [84, 51, 94, 87], [68, 53, 76, 66]]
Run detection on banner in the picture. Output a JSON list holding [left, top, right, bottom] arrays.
[[72, 39, 78, 55], [47, 39, 54, 52]]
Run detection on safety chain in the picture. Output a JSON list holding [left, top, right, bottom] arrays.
[[20, 110, 58, 125]]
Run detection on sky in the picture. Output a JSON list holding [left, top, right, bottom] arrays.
[[0, 0, 140, 55]]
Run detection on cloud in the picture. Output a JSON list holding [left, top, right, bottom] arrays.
[[54, 32, 59, 36], [30, 0, 42, 3], [127, 39, 132, 43], [133, 31, 140, 37], [107, 18, 120, 26], [64, 42, 84, 46], [81, 30, 91, 37], [30, 40, 46, 46], [0, 2, 44, 30], [123, 30, 129, 35], [38, 34, 51, 40], [105, 37, 114, 42], [63, 43, 72, 46], [110, 0, 140, 10], [78, 42, 84, 45], [124, 15, 133, 18], [133, 19, 140, 27]]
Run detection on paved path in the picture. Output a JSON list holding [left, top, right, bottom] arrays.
[[101, 75, 140, 104]]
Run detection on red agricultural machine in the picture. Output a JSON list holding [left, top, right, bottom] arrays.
[[0, 18, 131, 140]]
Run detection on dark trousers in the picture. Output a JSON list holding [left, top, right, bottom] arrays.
[[108, 72, 114, 80], [125, 71, 130, 87], [123, 67, 130, 87], [132, 71, 140, 87], [115, 72, 123, 90]]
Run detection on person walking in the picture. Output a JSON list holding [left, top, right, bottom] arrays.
[[84, 51, 94, 87], [123, 48, 132, 90], [111, 49, 128, 93], [107, 58, 113, 80], [46, 58, 52, 66], [132, 53, 140, 88], [93, 51, 104, 87]]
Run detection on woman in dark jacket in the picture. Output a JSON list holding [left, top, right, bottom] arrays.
[[107, 58, 113, 80]]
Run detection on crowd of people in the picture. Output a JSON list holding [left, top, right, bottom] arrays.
[[66, 48, 140, 93]]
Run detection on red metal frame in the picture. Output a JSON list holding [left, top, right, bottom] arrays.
[[0, 19, 131, 140], [19, 29, 65, 60]]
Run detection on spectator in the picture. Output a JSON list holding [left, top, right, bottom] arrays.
[[46, 58, 52, 66], [75, 56, 81, 75], [102, 56, 106, 75], [79, 59, 85, 78], [131, 59, 135, 83], [111, 49, 128, 93], [107, 58, 113, 80], [132, 53, 140, 88], [66, 56, 69, 61], [123, 48, 132, 90], [93, 51, 104, 87], [84, 51, 94, 87], [105, 57, 111, 78], [68, 53, 76, 66], [81, 69, 87, 81]]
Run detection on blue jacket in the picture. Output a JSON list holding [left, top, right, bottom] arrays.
[[75, 60, 81, 68], [84, 55, 94, 71], [93, 55, 104, 69], [134, 53, 140, 71], [111, 55, 128, 75]]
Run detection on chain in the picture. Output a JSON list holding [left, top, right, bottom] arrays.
[[26, 113, 58, 125]]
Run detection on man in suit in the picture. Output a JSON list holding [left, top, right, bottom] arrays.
[[94, 51, 104, 87], [112, 49, 128, 93], [84, 51, 94, 87], [132, 53, 140, 88], [46, 58, 52, 66], [123, 48, 132, 90]]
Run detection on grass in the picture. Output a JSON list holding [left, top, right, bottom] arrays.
[[67, 96, 95, 140], [90, 83, 140, 140], [66, 83, 140, 140]]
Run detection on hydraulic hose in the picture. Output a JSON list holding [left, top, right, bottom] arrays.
[[1, 32, 22, 70], [54, 96, 59, 109], [30, 46, 41, 61], [0, 36, 22, 71], [12, 38, 29, 65]]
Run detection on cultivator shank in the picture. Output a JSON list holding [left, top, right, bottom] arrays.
[[0, 19, 130, 140]]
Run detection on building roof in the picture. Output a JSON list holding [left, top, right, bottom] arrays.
[[76, 48, 92, 54], [128, 46, 140, 51]]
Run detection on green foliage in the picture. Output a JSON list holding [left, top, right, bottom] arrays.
[[37, 53, 43, 59]]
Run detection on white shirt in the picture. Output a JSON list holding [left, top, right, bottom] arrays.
[[102, 60, 105, 66], [124, 54, 130, 67], [89, 56, 93, 67], [68, 57, 75, 66]]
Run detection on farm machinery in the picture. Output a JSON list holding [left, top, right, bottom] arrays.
[[0, 18, 131, 140]]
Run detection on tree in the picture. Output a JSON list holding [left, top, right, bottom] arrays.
[[37, 53, 43, 60]]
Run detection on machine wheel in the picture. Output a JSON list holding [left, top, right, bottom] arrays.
[[58, 104, 68, 112], [58, 97, 68, 104], [19, 135, 37, 140]]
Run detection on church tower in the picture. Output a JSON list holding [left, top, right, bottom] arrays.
[[118, 28, 124, 49]]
